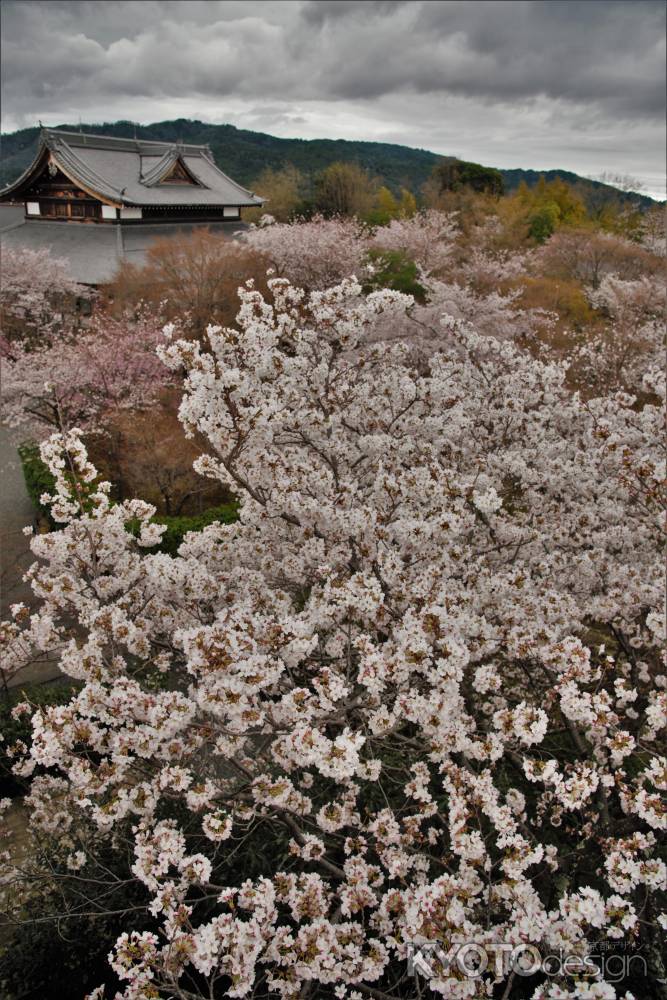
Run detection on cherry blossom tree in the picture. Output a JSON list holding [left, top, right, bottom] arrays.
[[1, 276, 665, 1000], [372, 209, 459, 277], [0, 246, 86, 346], [534, 229, 660, 289], [453, 242, 533, 294], [421, 280, 553, 346], [638, 206, 667, 257], [243, 213, 551, 359], [2, 307, 178, 438], [243, 215, 369, 289], [572, 273, 666, 395]]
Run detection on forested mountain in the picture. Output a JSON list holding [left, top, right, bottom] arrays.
[[0, 118, 657, 209]]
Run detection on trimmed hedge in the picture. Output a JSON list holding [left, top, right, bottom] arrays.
[[127, 500, 240, 555], [17, 441, 57, 527], [17, 442, 239, 555]]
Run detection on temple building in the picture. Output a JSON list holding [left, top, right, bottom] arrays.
[[0, 128, 265, 282]]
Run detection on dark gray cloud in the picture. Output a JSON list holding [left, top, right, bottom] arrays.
[[301, 1, 410, 24], [303, 1, 665, 115], [1, 0, 664, 196]]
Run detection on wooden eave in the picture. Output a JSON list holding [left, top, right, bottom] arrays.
[[47, 155, 122, 208], [0, 145, 122, 208], [0, 146, 50, 200]]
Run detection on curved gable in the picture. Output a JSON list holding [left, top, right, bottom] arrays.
[[141, 150, 206, 188]]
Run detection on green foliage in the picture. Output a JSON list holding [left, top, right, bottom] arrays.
[[500, 165, 655, 212], [365, 185, 400, 226], [519, 177, 588, 242], [498, 177, 590, 247], [1, 899, 126, 999], [17, 442, 56, 527], [364, 185, 417, 226], [0, 681, 78, 797], [18, 442, 240, 556], [128, 500, 240, 556], [433, 158, 505, 197], [362, 249, 428, 303], [528, 202, 562, 242]]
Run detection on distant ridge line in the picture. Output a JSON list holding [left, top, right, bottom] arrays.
[[0, 118, 659, 208]]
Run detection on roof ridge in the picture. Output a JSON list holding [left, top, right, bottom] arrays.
[[42, 128, 208, 153]]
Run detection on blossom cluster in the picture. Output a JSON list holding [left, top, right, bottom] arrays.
[[0, 245, 84, 345], [2, 306, 178, 437], [2, 269, 665, 999]]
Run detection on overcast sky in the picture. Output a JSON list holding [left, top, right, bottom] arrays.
[[2, 0, 665, 197]]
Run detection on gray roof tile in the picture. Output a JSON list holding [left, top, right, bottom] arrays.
[[0, 212, 251, 284], [1, 129, 265, 208], [0, 218, 121, 284]]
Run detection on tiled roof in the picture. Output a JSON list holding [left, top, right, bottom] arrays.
[[0, 129, 265, 208], [0, 215, 122, 284], [0, 207, 251, 284]]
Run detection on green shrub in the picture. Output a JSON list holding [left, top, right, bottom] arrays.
[[128, 500, 240, 555], [364, 207, 394, 227], [528, 202, 561, 242], [0, 833, 152, 1000], [18, 442, 240, 555], [362, 249, 428, 303], [17, 442, 56, 527], [0, 681, 78, 797]]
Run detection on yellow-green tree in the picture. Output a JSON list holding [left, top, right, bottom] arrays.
[[376, 186, 399, 218], [365, 186, 400, 226], [499, 177, 588, 245], [519, 177, 587, 242], [244, 164, 306, 223], [365, 186, 417, 226], [315, 162, 376, 218], [398, 188, 417, 218]]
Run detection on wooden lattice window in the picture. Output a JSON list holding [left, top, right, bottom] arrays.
[[39, 199, 101, 220]]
